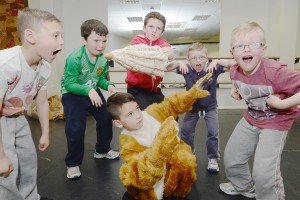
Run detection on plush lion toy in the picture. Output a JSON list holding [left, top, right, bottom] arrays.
[[117, 73, 212, 200]]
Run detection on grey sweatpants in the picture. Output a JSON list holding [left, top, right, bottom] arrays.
[[224, 117, 287, 200], [0, 116, 39, 200], [181, 108, 220, 159]]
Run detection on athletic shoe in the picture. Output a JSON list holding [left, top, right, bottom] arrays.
[[207, 158, 219, 172], [219, 182, 255, 198], [67, 166, 81, 179], [94, 150, 119, 159]]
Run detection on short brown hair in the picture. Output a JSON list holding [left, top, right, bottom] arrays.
[[81, 19, 108, 40], [144, 11, 166, 32], [17, 8, 61, 41], [107, 92, 136, 120]]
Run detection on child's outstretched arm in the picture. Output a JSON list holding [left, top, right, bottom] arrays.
[[206, 59, 236, 72], [165, 60, 189, 74], [0, 99, 14, 177], [35, 90, 50, 151], [267, 92, 300, 109]]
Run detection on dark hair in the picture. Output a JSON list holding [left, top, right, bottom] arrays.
[[107, 92, 137, 120], [81, 19, 108, 40], [144, 11, 166, 32]]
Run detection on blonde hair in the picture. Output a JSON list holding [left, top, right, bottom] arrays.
[[231, 21, 266, 47], [188, 42, 207, 58], [17, 8, 61, 41]]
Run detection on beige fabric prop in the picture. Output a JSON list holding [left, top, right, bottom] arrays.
[[105, 44, 168, 77]]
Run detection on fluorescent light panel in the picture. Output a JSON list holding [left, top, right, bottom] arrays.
[[166, 22, 186, 29], [120, 0, 139, 4], [192, 15, 211, 21]]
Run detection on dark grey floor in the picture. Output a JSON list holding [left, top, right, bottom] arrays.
[[29, 109, 300, 200]]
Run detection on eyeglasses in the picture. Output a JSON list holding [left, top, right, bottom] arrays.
[[232, 42, 264, 51], [189, 55, 207, 61]]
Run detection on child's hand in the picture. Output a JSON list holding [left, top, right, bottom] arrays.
[[266, 94, 284, 109], [162, 47, 175, 61], [107, 85, 117, 95], [231, 86, 242, 100], [0, 156, 14, 177], [39, 133, 50, 151], [178, 61, 189, 74], [88, 89, 103, 107], [206, 59, 218, 73]]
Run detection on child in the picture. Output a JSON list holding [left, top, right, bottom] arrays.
[[126, 11, 175, 110], [106, 73, 212, 200], [0, 8, 63, 200], [61, 19, 119, 180], [167, 42, 232, 173], [208, 21, 300, 199]]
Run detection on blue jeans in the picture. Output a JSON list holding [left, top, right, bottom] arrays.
[[180, 108, 220, 159], [62, 89, 113, 167]]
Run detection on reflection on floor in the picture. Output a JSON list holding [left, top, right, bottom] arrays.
[[29, 109, 300, 200]]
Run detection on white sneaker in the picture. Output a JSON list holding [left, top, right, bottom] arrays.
[[94, 150, 119, 159], [67, 166, 81, 179], [207, 158, 219, 172], [219, 182, 255, 198]]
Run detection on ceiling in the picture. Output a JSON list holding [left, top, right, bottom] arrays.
[[108, 0, 221, 45]]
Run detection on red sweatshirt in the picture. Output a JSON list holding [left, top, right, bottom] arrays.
[[125, 35, 171, 92]]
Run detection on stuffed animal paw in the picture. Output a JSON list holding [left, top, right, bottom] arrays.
[[151, 116, 180, 161], [164, 144, 197, 197], [188, 72, 212, 99]]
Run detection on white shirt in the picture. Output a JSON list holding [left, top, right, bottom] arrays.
[[0, 46, 51, 115]]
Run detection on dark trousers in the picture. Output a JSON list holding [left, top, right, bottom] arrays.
[[127, 87, 164, 110], [62, 89, 113, 167], [180, 108, 220, 159]]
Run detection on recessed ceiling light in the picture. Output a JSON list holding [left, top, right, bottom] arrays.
[[204, 0, 219, 3], [192, 15, 211, 21], [166, 22, 186, 29], [120, 0, 139, 4]]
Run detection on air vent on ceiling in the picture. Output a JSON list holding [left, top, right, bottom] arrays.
[[192, 15, 211, 21], [166, 22, 186, 29], [120, 0, 139, 4], [127, 17, 143, 22], [142, 4, 161, 10]]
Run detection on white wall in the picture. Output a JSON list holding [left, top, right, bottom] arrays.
[[28, 0, 299, 109]]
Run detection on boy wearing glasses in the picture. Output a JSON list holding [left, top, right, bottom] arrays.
[[207, 21, 300, 199], [167, 42, 231, 173]]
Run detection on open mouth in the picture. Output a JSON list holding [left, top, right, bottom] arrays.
[[53, 49, 62, 55], [242, 55, 253, 62]]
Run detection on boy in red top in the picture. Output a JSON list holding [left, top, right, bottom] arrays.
[[126, 11, 175, 110]]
